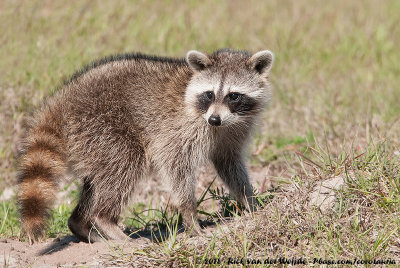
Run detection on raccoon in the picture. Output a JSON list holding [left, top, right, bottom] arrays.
[[17, 48, 274, 243]]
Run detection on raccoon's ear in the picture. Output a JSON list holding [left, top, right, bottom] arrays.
[[186, 50, 212, 72], [248, 50, 274, 76]]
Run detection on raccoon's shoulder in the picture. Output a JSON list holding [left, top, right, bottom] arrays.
[[64, 52, 188, 86]]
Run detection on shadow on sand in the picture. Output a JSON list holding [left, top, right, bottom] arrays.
[[38, 220, 216, 256]]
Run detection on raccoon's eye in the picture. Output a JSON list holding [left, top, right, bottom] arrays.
[[228, 93, 241, 101], [205, 91, 214, 100]]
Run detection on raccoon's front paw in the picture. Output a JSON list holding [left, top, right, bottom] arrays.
[[245, 195, 260, 212], [182, 220, 204, 236]]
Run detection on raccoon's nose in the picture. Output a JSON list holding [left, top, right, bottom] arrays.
[[208, 115, 221, 126]]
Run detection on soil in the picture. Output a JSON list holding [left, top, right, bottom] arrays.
[[0, 164, 287, 267], [1, 236, 123, 267], [1, 172, 345, 267]]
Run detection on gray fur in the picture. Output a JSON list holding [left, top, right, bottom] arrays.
[[17, 49, 274, 242]]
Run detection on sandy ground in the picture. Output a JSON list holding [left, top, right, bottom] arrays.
[[1, 224, 232, 267], [1, 236, 121, 267], [1, 176, 345, 267], [0, 166, 346, 267], [1, 164, 281, 267]]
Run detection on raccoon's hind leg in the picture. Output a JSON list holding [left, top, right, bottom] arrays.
[[68, 178, 134, 242], [68, 179, 101, 242], [68, 153, 146, 242]]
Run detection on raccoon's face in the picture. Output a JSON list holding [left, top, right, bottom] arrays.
[[185, 49, 273, 127]]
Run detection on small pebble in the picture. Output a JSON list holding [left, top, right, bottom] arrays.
[[0, 239, 7, 243]]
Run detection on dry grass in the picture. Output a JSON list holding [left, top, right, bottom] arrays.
[[1, 0, 400, 266]]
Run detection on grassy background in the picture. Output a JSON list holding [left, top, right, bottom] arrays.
[[1, 0, 400, 266]]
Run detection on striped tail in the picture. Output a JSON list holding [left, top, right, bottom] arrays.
[[17, 119, 67, 244]]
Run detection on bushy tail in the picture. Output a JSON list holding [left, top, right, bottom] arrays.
[[17, 117, 66, 244]]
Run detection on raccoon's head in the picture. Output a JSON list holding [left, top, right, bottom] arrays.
[[185, 49, 273, 127]]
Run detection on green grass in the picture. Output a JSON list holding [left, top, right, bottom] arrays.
[[0, 199, 74, 239], [0, 200, 19, 238], [1, 0, 400, 266]]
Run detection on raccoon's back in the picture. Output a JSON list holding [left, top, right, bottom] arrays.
[[62, 58, 192, 135]]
